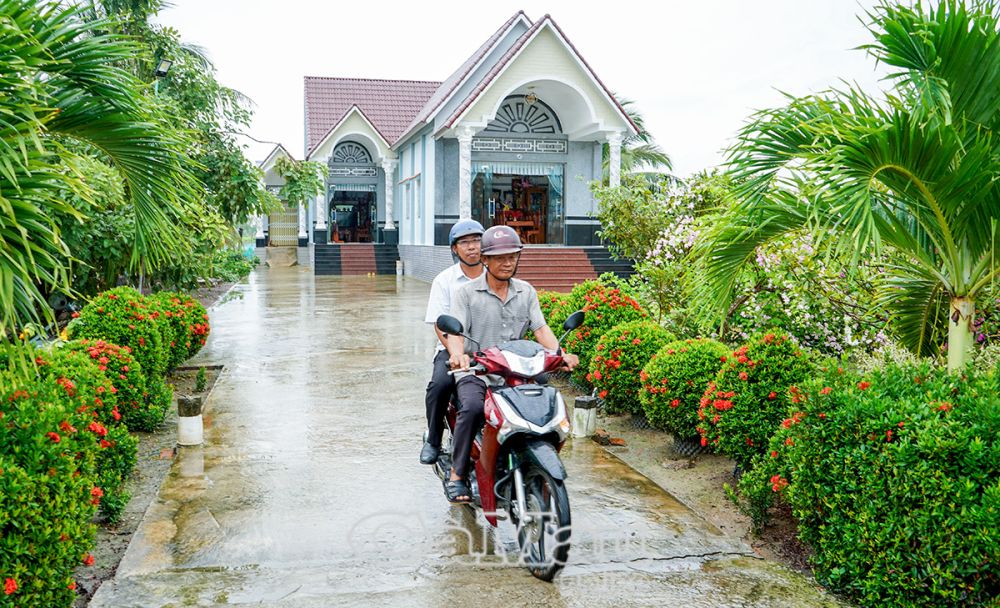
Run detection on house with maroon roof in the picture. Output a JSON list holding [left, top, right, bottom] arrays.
[[268, 11, 638, 284]]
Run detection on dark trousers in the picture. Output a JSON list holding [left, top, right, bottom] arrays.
[[424, 349, 454, 448], [452, 375, 487, 479]]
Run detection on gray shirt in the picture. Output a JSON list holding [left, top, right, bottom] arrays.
[[449, 273, 547, 356]]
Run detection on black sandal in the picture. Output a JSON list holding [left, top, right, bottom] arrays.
[[444, 479, 472, 504]]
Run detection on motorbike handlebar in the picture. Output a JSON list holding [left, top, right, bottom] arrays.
[[447, 363, 487, 376]]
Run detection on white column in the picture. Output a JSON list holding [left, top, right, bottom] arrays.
[[607, 131, 623, 187], [314, 192, 326, 229], [457, 125, 474, 219], [382, 156, 398, 230], [298, 202, 306, 240]]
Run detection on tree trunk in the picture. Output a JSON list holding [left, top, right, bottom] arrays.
[[947, 297, 975, 372]]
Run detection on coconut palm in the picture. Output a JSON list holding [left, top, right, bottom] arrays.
[[697, 0, 1000, 370], [603, 96, 672, 181], [0, 0, 196, 336]]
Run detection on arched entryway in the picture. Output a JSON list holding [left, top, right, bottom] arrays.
[[470, 95, 566, 244], [328, 141, 379, 243]]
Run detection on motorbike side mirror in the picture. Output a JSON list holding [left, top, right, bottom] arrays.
[[562, 310, 585, 331], [557, 310, 585, 344], [436, 314, 464, 336]]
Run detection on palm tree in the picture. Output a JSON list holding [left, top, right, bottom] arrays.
[[697, 0, 1000, 370], [603, 96, 672, 181], [0, 0, 196, 336]]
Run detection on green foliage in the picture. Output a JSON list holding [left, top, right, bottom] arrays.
[[697, 332, 812, 468], [69, 287, 166, 378], [738, 363, 1000, 607], [563, 276, 649, 385], [641, 338, 730, 437], [32, 347, 136, 523], [705, 1, 1000, 369], [588, 320, 674, 414], [211, 249, 258, 282], [149, 291, 210, 361], [275, 156, 328, 207], [0, 374, 98, 608], [62, 339, 158, 432], [527, 290, 573, 342], [0, 0, 198, 337]]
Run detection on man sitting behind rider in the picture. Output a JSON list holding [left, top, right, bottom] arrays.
[[419, 219, 485, 465], [443, 225, 579, 504]]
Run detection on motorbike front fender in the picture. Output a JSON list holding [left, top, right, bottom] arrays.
[[520, 438, 567, 481]]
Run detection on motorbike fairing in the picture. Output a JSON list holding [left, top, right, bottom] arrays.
[[494, 385, 558, 427]]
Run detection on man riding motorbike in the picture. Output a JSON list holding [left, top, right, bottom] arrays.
[[419, 219, 486, 464], [443, 225, 579, 503]]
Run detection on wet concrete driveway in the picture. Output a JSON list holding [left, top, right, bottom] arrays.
[[91, 266, 843, 607]]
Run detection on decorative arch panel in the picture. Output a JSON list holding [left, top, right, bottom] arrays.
[[331, 141, 373, 164], [485, 95, 562, 134]]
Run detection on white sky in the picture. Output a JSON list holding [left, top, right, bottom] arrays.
[[156, 0, 886, 177]]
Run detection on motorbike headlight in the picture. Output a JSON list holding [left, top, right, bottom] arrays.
[[502, 350, 546, 377], [495, 393, 532, 443]]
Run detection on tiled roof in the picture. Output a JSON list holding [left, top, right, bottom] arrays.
[[440, 15, 639, 136], [304, 77, 441, 155], [397, 11, 530, 144]]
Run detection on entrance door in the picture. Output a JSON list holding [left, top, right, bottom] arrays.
[[472, 173, 556, 244], [329, 191, 375, 243]]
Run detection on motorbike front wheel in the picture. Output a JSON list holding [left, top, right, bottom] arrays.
[[516, 464, 571, 581]]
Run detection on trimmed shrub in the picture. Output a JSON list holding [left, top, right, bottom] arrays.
[[564, 279, 648, 384], [141, 376, 174, 432], [0, 365, 100, 607], [697, 332, 811, 468], [63, 339, 159, 431], [149, 291, 211, 368], [641, 338, 730, 437], [34, 347, 137, 523], [68, 287, 166, 378], [149, 291, 210, 363], [587, 320, 674, 414], [533, 290, 573, 340], [737, 364, 1000, 607]]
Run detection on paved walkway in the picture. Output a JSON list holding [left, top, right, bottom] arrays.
[[91, 267, 843, 607]]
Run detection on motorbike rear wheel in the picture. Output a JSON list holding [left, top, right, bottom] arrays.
[[516, 464, 571, 581]]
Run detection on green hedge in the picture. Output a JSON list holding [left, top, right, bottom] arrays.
[[68, 287, 167, 377], [697, 332, 811, 468], [563, 278, 648, 385], [588, 320, 674, 414], [34, 347, 137, 523], [737, 363, 1000, 607], [148, 291, 210, 365], [0, 366, 100, 607], [641, 338, 730, 437]]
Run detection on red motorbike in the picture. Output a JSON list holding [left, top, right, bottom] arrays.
[[433, 311, 584, 581]]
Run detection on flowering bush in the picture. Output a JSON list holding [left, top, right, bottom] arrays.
[[563, 276, 648, 385], [542, 290, 574, 333], [697, 332, 812, 468], [62, 339, 166, 432], [736, 363, 1000, 607], [640, 338, 730, 437], [149, 291, 210, 364], [0, 366, 100, 607], [34, 347, 137, 522], [68, 287, 167, 378], [527, 290, 573, 343], [587, 320, 674, 414], [722, 233, 890, 356]]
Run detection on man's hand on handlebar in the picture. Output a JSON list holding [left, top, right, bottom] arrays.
[[561, 352, 579, 372], [449, 353, 471, 371]]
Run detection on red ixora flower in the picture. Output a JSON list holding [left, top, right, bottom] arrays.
[[820, 386, 832, 395], [83, 554, 95, 566], [4, 578, 16, 595], [598, 390, 608, 399], [767, 391, 777, 400], [46, 432, 61, 443], [858, 381, 871, 391], [738, 371, 748, 381], [670, 399, 680, 408]]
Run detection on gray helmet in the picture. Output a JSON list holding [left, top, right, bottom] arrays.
[[480, 225, 523, 256], [449, 219, 485, 246]]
